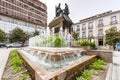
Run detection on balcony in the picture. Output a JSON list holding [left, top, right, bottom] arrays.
[[88, 35, 93, 38], [82, 28, 86, 30], [98, 34, 104, 38], [110, 20, 117, 25], [98, 23, 104, 27], [76, 28, 80, 31], [88, 26, 93, 29], [82, 36, 86, 39]]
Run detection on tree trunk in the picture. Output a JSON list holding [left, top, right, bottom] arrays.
[[113, 45, 116, 50]]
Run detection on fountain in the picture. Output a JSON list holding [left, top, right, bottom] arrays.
[[18, 3, 96, 80], [18, 27, 96, 80]]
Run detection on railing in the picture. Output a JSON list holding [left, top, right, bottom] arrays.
[[110, 20, 117, 25], [88, 26, 93, 29], [98, 34, 104, 37], [82, 28, 86, 30], [98, 23, 104, 27]]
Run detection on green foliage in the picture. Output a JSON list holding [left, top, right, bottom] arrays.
[[77, 58, 106, 80], [72, 31, 79, 40], [89, 42, 96, 48], [19, 73, 28, 80], [54, 35, 61, 47], [105, 28, 120, 49], [12, 66, 21, 73], [92, 58, 106, 70], [76, 40, 96, 48], [9, 28, 28, 44], [77, 40, 89, 46], [33, 29, 40, 36], [0, 29, 6, 42], [76, 76, 84, 80], [82, 70, 92, 80], [77, 70, 92, 80], [10, 50, 22, 73]]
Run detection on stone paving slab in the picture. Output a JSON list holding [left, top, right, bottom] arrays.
[[112, 51, 120, 80], [0, 48, 12, 80]]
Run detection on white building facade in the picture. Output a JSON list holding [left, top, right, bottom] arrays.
[[72, 10, 120, 48]]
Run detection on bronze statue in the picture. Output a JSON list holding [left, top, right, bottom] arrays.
[[63, 3, 69, 16], [55, 3, 63, 17], [55, 3, 70, 17]]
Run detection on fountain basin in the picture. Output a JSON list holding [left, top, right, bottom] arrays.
[[18, 47, 96, 80]]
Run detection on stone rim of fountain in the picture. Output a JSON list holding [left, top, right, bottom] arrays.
[[18, 47, 96, 80]]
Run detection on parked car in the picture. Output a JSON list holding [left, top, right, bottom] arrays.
[[0, 42, 6, 47], [6, 43, 22, 48]]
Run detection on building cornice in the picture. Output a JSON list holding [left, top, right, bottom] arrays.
[[73, 10, 120, 25]]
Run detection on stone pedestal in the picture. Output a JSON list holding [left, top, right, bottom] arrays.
[[49, 14, 73, 35]]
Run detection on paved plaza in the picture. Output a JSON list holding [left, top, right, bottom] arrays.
[[0, 48, 16, 80]]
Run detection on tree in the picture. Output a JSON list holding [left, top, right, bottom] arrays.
[[33, 29, 40, 36], [9, 28, 28, 46], [0, 29, 6, 42], [72, 31, 79, 40], [105, 28, 120, 50]]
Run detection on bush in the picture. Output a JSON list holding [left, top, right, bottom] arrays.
[[77, 70, 92, 80], [54, 35, 62, 47], [76, 40, 96, 48], [76, 40, 89, 46], [10, 50, 22, 73], [89, 42, 96, 48], [82, 70, 92, 80], [76, 59, 106, 80], [76, 76, 84, 80], [92, 58, 106, 70]]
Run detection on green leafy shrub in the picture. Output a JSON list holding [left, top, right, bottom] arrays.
[[76, 40, 96, 48], [54, 35, 61, 47], [92, 58, 106, 70], [76, 76, 84, 80], [82, 70, 92, 80], [77, 70, 92, 80], [77, 40, 89, 46], [19, 74, 27, 80], [89, 42, 96, 48], [92, 63, 104, 70], [12, 66, 21, 73], [76, 58, 106, 80], [10, 50, 22, 73]]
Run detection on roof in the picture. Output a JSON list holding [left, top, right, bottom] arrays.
[[74, 10, 120, 25]]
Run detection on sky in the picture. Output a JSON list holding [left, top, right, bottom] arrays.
[[40, 0, 120, 24]]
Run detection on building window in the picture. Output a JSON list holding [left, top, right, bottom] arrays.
[[76, 25, 80, 31], [98, 29, 103, 36], [82, 24, 86, 30], [111, 16, 117, 24], [88, 22, 93, 29], [98, 19, 103, 25], [88, 31, 93, 37], [82, 32, 86, 38], [98, 19, 104, 27]]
